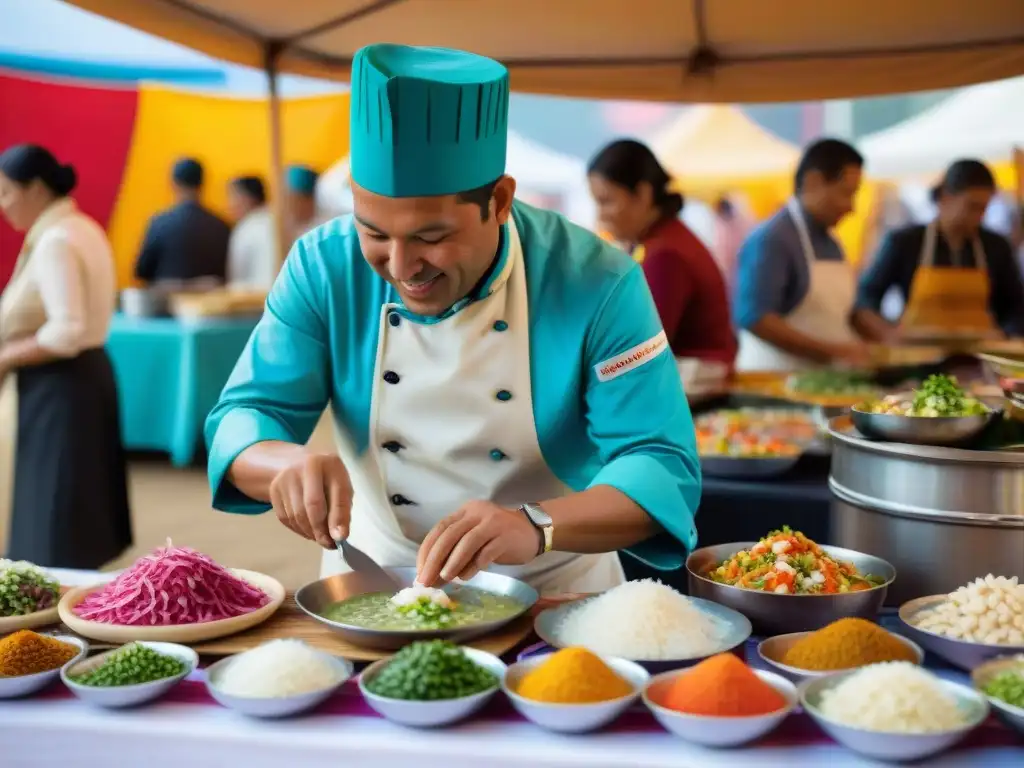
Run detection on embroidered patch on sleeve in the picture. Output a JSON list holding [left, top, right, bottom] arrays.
[[594, 330, 669, 382]]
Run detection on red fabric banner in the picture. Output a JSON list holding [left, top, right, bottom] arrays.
[[0, 71, 138, 289]]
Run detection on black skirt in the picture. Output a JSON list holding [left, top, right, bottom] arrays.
[[7, 347, 132, 568]]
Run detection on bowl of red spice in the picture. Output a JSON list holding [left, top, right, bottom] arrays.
[[0, 630, 87, 699], [642, 653, 797, 746]]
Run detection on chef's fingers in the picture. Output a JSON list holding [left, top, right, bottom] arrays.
[[270, 480, 299, 536], [416, 509, 466, 576], [440, 524, 496, 583], [286, 477, 316, 541], [457, 536, 504, 582], [327, 472, 351, 542], [418, 516, 475, 587], [302, 459, 333, 549]]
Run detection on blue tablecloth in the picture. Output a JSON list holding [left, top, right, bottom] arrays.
[[106, 314, 258, 467]]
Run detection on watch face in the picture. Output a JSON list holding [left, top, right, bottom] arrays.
[[523, 503, 553, 526]]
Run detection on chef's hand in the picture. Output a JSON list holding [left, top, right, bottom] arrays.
[[269, 452, 352, 550], [830, 341, 873, 369], [416, 501, 540, 587]]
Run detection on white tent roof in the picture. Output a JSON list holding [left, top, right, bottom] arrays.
[[860, 76, 1024, 178], [65, 0, 1024, 103]]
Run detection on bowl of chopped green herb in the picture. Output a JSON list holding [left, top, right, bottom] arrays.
[[62, 641, 196, 708], [972, 655, 1024, 735], [852, 374, 999, 446], [359, 640, 504, 727]]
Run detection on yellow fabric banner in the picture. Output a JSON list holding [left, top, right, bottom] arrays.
[[108, 86, 350, 287]]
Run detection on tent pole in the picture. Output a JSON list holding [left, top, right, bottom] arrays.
[[265, 42, 288, 270]]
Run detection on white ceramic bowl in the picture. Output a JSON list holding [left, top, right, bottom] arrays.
[[643, 667, 796, 747], [971, 654, 1024, 737], [502, 652, 649, 733], [205, 649, 353, 718], [359, 647, 505, 728], [62, 641, 197, 708], [758, 630, 924, 684], [800, 672, 990, 762], [0, 635, 87, 699]]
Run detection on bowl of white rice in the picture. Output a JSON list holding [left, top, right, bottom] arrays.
[[205, 639, 353, 718], [533, 580, 751, 672], [800, 662, 989, 762]]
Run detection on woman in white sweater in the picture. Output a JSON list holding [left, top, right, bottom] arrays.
[[0, 144, 132, 568]]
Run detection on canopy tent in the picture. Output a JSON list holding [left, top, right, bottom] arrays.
[[317, 131, 595, 225], [64, 0, 1024, 103], [0, 69, 350, 289], [859, 76, 1024, 185], [1, 0, 339, 93], [650, 105, 799, 218]]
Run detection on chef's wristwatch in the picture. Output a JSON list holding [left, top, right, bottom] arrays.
[[519, 503, 554, 556]]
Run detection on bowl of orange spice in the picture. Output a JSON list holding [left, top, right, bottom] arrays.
[[643, 653, 796, 746]]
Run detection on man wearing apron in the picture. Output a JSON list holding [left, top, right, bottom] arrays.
[[733, 139, 876, 372], [853, 160, 1024, 341], [205, 44, 701, 596]]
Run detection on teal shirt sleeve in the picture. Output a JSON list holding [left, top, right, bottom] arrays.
[[204, 238, 332, 513], [582, 264, 702, 569]]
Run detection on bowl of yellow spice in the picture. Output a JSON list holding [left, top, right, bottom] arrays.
[[503, 647, 649, 733], [0, 629, 87, 699], [758, 618, 923, 684]]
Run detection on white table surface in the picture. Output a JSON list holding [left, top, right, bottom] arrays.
[[3, 569, 1021, 768]]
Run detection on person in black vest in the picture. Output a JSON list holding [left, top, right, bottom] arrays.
[[134, 158, 231, 285]]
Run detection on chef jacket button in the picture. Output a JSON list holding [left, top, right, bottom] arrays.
[[496, 389, 512, 402], [489, 449, 506, 461], [388, 312, 401, 327], [383, 370, 400, 384], [391, 493, 412, 506], [493, 320, 508, 332], [382, 440, 403, 453]]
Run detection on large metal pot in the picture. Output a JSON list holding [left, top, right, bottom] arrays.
[[827, 416, 1024, 605]]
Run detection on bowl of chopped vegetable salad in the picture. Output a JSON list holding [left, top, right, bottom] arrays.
[[686, 528, 894, 635], [852, 375, 998, 446]]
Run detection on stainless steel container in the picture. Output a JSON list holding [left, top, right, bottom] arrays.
[[827, 416, 1024, 605]]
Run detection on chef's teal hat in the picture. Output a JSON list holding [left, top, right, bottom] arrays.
[[286, 165, 319, 195], [350, 44, 509, 198]]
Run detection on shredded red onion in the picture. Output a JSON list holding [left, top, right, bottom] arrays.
[[74, 540, 270, 625]]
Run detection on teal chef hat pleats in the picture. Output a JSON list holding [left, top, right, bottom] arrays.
[[350, 44, 509, 198], [286, 165, 319, 195]]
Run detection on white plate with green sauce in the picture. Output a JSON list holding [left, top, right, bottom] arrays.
[[295, 567, 538, 651]]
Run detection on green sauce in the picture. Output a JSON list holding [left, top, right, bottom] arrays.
[[321, 587, 524, 631]]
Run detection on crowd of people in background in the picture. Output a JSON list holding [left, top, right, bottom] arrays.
[[585, 137, 1024, 377], [133, 157, 330, 292]]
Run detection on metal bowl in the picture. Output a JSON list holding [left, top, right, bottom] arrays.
[[699, 454, 800, 479], [850, 405, 998, 446], [800, 672, 990, 762], [898, 595, 1024, 671], [757, 630, 923, 685], [294, 567, 538, 651], [971, 654, 1024, 736], [686, 542, 895, 635], [533, 594, 752, 673]]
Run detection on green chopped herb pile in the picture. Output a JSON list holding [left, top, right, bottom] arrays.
[[983, 669, 1024, 710], [71, 643, 186, 687], [365, 640, 497, 701], [394, 597, 454, 628], [0, 560, 60, 617], [911, 374, 989, 417]]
